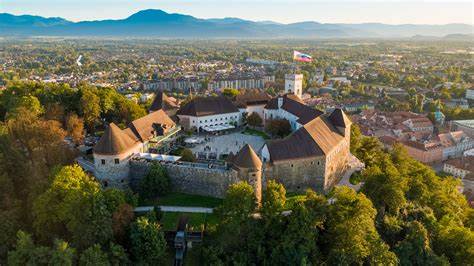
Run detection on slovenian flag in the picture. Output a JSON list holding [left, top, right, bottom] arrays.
[[293, 51, 312, 62]]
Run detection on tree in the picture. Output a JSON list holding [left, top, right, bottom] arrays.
[[8, 231, 75, 266], [265, 119, 291, 138], [65, 113, 84, 145], [79, 244, 109, 266], [219, 181, 256, 223], [434, 220, 474, 265], [33, 165, 114, 249], [246, 112, 263, 128], [138, 163, 171, 200], [111, 204, 135, 245], [395, 221, 447, 265], [261, 180, 286, 219], [80, 87, 100, 132], [179, 148, 196, 162], [130, 217, 167, 265], [323, 187, 397, 265], [221, 88, 240, 98]]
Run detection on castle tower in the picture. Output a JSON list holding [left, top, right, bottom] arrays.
[[93, 123, 140, 188], [328, 108, 352, 140], [232, 144, 263, 205], [285, 73, 303, 99]]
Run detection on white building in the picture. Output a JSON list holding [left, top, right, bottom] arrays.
[[284, 74, 303, 99], [176, 96, 242, 132], [263, 74, 322, 131]]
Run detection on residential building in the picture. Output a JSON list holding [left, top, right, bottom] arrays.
[[451, 120, 474, 139]]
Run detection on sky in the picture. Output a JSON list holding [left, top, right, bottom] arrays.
[[1, 0, 473, 25]]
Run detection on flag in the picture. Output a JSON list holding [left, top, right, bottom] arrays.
[[293, 51, 312, 62]]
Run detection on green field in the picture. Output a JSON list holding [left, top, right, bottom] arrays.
[[242, 128, 270, 139], [141, 192, 223, 208]]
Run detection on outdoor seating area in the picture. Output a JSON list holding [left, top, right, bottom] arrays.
[[189, 131, 266, 161]]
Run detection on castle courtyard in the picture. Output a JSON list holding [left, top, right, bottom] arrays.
[[189, 132, 266, 160]]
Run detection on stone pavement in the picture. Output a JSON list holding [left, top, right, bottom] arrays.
[[134, 206, 214, 213], [190, 132, 265, 158]]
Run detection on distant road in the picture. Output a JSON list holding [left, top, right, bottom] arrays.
[[135, 206, 214, 214]]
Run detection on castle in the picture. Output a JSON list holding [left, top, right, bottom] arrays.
[[92, 74, 354, 198]]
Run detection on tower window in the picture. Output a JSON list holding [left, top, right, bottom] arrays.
[[114, 158, 119, 164], [101, 159, 106, 165]]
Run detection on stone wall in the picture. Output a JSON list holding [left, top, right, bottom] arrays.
[[265, 156, 326, 193], [130, 161, 241, 198]]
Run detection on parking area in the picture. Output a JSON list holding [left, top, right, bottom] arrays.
[[189, 132, 266, 160]]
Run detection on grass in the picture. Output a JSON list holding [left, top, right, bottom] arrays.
[[160, 212, 219, 231], [140, 192, 223, 208], [242, 128, 270, 139]]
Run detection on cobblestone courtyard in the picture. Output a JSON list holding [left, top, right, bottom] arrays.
[[189, 132, 266, 160]]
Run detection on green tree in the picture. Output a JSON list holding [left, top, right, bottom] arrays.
[[265, 119, 291, 138], [246, 112, 263, 128], [79, 244, 109, 266], [80, 87, 100, 132], [323, 187, 397, 265], [130, 217, 167, 265], [138, 163, 171, 200], [261, 180, 286, 219], [221, 88, 240, 98], [33, 165, 114, 249], [179, 148, 196, 162]]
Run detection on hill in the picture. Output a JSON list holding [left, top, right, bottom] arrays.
[[1, 9, 473, 38]]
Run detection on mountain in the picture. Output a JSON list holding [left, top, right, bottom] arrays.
[[1, 9, 473, 38]]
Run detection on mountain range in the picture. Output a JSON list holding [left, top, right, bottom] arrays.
[[1, 9, 473, 39]]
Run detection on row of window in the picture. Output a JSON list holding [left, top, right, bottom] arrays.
[[202, 116, 238, 123], [101, 158, 120, 165]]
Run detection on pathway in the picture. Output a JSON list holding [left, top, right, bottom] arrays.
[[134, 206, 214, 214], [75, 157, 95, 172]]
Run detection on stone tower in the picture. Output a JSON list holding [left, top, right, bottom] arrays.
[[285, 73, 303, 99], [232, 144, 263, 205], [328, 108, 352, 141]]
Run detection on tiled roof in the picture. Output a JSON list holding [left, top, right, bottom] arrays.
[[177, 96, 239, 117], [232, 144, 262, 169], [94, 123, 138, 155], [266, 116, 344, 162]]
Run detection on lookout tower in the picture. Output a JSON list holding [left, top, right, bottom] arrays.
[[285, 73, 303, 99]]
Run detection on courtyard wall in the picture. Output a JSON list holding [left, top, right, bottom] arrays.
[[130, 160, 241, 198]]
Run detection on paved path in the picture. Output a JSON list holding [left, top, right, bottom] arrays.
[[135, 206, 214, 214], [336, 154, 365, 191], [76, 157, 95, 172]]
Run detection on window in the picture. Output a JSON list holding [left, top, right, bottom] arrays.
[[291, 164, 294, 167], [101, 159, 106, 165], [114, 158, 119, 164]]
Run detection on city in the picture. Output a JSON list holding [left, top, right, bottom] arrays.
[[0, 1, 473, 265]]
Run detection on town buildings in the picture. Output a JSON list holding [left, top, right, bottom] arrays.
[[207, 75, 274, 91], [451, 120, 474, 139]]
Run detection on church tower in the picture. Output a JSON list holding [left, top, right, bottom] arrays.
[[285, 74, 303, 99]]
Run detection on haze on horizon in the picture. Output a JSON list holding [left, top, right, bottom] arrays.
[[1, 0, 473, 25]]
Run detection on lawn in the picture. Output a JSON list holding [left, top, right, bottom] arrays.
[[160, 211, 219, 231], [141, 192, 223, 208], [242, 128, 270, 139]]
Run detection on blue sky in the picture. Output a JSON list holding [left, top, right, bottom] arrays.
[[1, 0, 472, 24]]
